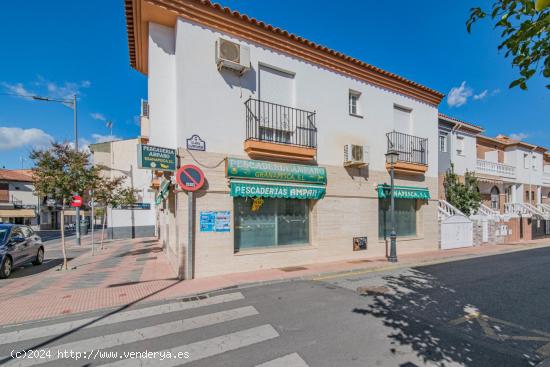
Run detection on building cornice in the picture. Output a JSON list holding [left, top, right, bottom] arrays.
[[125, 0, 444, 106]]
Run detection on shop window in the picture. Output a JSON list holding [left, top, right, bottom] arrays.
[[378, 199, 417, 239], [234, 197, 309, 251]]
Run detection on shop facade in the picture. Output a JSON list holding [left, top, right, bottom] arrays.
[[126, 0, 443, 278]]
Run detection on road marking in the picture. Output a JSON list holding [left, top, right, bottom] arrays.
[[4, 306, 258, 367], [103, 324, 280, 366], [0, 292, 244, 345], [450, 310, 550, 357], [256, 353, 309, 367]]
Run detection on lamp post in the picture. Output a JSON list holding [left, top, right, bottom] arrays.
[[32, 94, 81, 246], [385, 150, 399, 263]]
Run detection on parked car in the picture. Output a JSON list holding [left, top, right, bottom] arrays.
[[0, 223, 44, 278]]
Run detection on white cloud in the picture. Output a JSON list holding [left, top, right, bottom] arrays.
[[0, 127, 53, 150], [92, 133, 121, 143], [1, 82, 33, 99], [447, 81, 473, 107], [509, 132, 529, 141], [91, 112, 106, 121], [473, 90, 488, 100]]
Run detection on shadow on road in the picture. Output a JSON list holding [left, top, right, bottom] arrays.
[[351, 269, 543, 367], [6, 258, 73, 279]]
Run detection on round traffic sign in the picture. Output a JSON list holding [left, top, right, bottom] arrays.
[[176, 164, 205, 192], [71, 195, 83, 207]]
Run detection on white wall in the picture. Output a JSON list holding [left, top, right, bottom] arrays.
[[506, 147, 544, 186], [450, 131, 477, 175], [8, 182, 36, 206], [148, 23, 177, 150], [152, 18, 440, 178]]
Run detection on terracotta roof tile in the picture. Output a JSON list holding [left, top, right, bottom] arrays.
[[0, 169, 34, 182], [438, 113, 484, 132]]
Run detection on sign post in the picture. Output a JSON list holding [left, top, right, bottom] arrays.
[[71, 195, 83, 246], [175, 164, 205, 280]]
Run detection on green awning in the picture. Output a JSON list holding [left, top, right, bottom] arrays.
[[377, 185, 430, 200], [230, 180, 325, 200]]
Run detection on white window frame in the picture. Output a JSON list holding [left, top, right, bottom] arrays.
[[524, 153, 529, 169], [456, 135, 465, 156], [348, 90, 362, 117], [439, 133, 448, 153]]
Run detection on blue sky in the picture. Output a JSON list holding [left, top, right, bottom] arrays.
[[0, 0, 548, 169]]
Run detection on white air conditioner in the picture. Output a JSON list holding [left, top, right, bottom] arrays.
[[344, 144, 369, 167], [215, 38, 250, 74]]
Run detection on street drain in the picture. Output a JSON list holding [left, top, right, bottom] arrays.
[[279, 266, 308, 272], [357, 285, 391, 296]]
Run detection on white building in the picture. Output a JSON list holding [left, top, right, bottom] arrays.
[[125, 0, 444, 278], [0, 170, 39, 226], [90, 138, 157, 239]]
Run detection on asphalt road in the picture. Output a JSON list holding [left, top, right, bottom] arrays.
[[1, 246, 549, 366]]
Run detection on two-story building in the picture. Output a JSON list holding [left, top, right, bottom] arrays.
[[125, 0, 444, 278], [0, 169, 39, 226]]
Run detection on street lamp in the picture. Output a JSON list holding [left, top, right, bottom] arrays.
[[32, 94, 81, 246], [385, 150, 399, 263]]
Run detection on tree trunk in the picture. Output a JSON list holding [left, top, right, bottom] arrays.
[[60, 199, 68, 270], [100, 208, 107, 250]]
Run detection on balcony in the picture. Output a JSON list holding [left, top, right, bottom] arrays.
[[244, 98, 317, 162], [386, 131, 428, 174], [476, 159, 516, 180]]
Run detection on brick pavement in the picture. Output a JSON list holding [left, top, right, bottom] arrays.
[[0, 236, 549, 327]]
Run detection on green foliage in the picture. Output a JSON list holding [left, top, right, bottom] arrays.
[[467, 0, 550, 89], [94, 176, 137, 208], [30, 142, 100, 205], [444, 165, 482, 216]]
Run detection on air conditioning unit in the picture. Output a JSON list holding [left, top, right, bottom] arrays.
[[215, 38, 250, 74], [344, 144, 369, 167]]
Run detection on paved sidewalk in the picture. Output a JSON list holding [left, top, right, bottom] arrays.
[[0, 237, 549, 327]]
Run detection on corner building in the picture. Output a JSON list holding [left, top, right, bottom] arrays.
[[125, 0, 444, 278]]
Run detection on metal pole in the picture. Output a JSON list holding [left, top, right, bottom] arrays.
[[388, 163, 398, 262], [73, 94, 81, 246], [186, 191, 194, 280], [91, 190, 95, 256]]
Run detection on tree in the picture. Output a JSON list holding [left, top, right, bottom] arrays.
[[444, 165, 482, 216], [30, 142, 100, 269], [466, 0, 550, 90], [93, 176, 137, 249]]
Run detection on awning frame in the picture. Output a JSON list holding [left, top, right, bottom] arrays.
[[230, 180, 326, 200], [377, 184, 431, 200]]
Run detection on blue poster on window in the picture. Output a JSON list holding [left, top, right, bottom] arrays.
[[200, 211, 230, 232]]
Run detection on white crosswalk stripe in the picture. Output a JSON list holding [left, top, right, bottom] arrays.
[[3, 306, 259, 367], [103, 325, 280, 367], [0, 292, 244, 344], [255, 353, 309, 367]]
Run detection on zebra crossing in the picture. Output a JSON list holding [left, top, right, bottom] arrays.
[[0, 292, 309, 367]]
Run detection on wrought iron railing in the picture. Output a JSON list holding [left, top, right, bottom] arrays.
[[386, 131, 428, 165], [245, 98, 317, 148]]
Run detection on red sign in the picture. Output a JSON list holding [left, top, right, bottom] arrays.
[[176, 164, 205, 192], [71, 195, 83, 207]]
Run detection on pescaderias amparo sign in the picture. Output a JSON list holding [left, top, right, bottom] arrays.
[[137, 144, 176, 171], [226, 158, 326, 185]]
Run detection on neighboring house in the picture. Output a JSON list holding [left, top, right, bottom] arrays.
[[0, 170, 39, 226], [90, 138, 157, 239], [438, 114, 484, 200], [125, 0, 445, 278]]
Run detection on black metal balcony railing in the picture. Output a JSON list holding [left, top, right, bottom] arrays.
[[245, 98, 317, 148], [387, 131, 428, 165]]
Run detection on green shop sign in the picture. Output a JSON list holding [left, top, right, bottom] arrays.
[[226, 158, 326, 184], [377, 185, 430, 200], [231, 181, 325, 200], [155, 179, 171, 205], [138, 144, 176, 171]]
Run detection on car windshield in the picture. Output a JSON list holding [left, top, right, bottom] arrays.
[[0, 226, 9, 243]]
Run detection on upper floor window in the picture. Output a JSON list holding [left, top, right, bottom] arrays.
[[393, 105, 411, 134], [439, 133, 448, 153], [532, 155, 538, 170], [524, 153, 529, 169], [349, 90, 362, 117], [456, 135, 465, 156]]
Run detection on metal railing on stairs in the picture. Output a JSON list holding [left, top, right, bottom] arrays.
[[438, 200, 465, 220]]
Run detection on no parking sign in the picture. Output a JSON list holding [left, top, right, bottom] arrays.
[[176, 164, 205, 192]]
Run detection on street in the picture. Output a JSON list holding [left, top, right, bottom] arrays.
[[1, 246, 549, 366]]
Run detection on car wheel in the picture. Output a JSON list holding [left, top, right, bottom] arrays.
[[33, 248, 44, 266], [0, 257, 12, 279]]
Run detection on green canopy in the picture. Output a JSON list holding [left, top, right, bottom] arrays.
[[377, 184, 430, 200], [230, 180, 325, 200]]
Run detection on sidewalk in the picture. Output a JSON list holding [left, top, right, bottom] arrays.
[[1, 237, 549, 326]]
